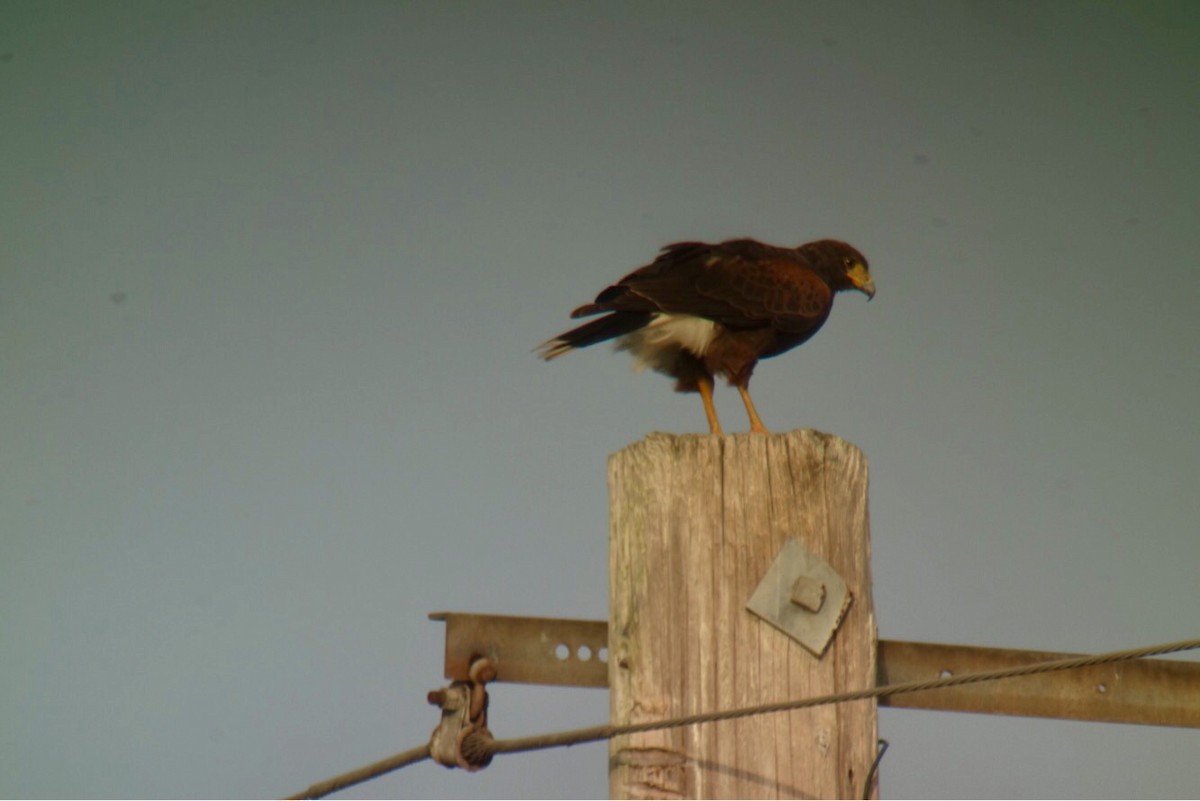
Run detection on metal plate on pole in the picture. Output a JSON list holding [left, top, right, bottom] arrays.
[[745, 538, 853, 657]]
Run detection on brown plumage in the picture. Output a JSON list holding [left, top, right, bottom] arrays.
[[537, 238, 875, 434]]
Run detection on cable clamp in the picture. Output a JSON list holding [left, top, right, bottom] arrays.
[[427, 656, 496, 771]]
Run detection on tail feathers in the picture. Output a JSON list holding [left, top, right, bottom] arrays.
[[569, 302, 606, 318], [536, 312, 653, 361]]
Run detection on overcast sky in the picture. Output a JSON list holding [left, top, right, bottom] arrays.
[[3, 1, 1198, 798]]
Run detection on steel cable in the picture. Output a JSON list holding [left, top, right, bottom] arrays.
[[289, 637, 1200, 798]]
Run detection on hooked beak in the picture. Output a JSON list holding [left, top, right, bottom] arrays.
[[847, 263, 876, 300]]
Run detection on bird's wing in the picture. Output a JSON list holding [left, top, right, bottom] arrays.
[[572, 240, 832, 334]]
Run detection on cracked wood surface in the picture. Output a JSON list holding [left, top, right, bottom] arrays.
[[608, 431, 878, 799]]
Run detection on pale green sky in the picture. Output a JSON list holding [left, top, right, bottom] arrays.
[[2, 2, 1198, 798]]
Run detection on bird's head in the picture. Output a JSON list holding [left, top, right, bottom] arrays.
[[802, 239, 875, 300]]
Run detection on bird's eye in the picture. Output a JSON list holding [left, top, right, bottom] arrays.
[[842, 257, 853, 269]]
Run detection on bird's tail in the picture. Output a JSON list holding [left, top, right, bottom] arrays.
[[536, 312, 653, 360]]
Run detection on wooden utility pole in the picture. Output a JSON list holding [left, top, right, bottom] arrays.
[[608, 431, 877, 799]]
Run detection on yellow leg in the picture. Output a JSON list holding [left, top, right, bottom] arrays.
[[737, 384, 770, 434], [697, 375, 724, 436]]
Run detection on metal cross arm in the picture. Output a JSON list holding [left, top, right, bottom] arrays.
[[430, 612, 1200, 729]]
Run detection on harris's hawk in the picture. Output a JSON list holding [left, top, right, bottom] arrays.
[[537, 238, 874, 434]]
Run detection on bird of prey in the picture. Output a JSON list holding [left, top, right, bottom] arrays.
[[537, 238, 874, 435]]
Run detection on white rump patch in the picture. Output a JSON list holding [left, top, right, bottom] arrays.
[[617, 313, 718, 373]]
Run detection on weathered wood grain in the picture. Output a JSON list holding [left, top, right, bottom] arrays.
[[608, 431, 877, 799]]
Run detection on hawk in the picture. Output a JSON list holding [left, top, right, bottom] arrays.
[[537, 238, 874, 435]]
